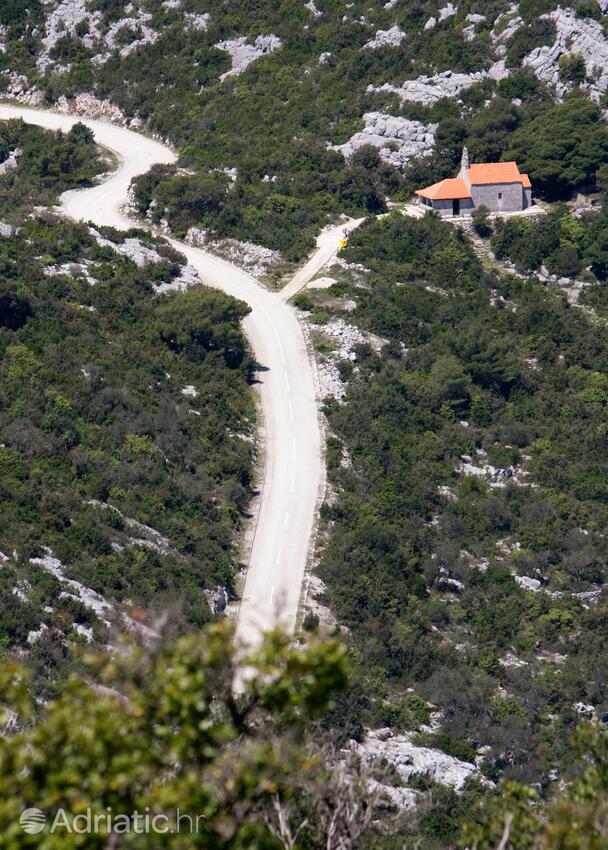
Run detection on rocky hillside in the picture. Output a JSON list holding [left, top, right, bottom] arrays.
[[3, 0, 608, 258], [0, 122, 254, 698], [298, 208, 608, 845], [4, 2, 608, 845]]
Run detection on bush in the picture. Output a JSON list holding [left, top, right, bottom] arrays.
[[559, 54, 587, 84], [575, 0, 602, 19], [472, 204, 492, 238], [505, 19, 557, 68], [414, 732, 477, 764]]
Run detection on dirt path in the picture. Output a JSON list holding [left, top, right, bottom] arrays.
[[280, 217, 365, 301]]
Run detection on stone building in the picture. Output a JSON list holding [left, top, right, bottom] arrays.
[[416, 147, 532, 217]]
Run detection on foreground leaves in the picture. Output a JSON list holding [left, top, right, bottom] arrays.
[[0, 624, 348, 849]]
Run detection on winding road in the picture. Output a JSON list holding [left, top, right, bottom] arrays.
[[0, 104, 335, 646]]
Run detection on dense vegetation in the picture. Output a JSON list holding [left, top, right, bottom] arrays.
[[463, 725, 608, 850], [0, 123, 254, 695], [0, 119, 103, 220], [489, 201, 608, 298], [132, 146, 400, 260], [5, 0, 608, 842], [295, 211, 608, 842], [504, 98, 608, 198], [3, 0, 608, 257]]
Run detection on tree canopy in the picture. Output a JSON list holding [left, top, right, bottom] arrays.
[[505, 98, 608, 198], [0, 624, 351, 849]]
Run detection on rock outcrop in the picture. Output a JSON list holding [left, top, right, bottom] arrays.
[[524, 8, 608, 101], [185, 12, 210, 31], [37, 0, 158, 71], [362, 25, 405, 49], [305, 0, 322, 18], [491, 4, 524, 52], [0, 148, 22, 176], [93, 7, 159, 65], [0, 72, 44, 106], [204, 585, 230, 614], [369, 63, 508, 106], [330, 111, 437, 169], [302, 315, 385, 400], [355, 728, 478, 792], [186, 227, 282, 278], [216, 35, 282, 80], [56, 93, 126, 124], [155, 263, 200, 294], [463, 12, 486, 41], [38, 0, 102, 72], [90, 230, 163, 267], [439, 3, 458, 22]]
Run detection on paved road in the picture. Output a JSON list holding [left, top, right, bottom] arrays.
[[0, 104, 335, 645]]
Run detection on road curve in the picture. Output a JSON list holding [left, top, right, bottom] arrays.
[[0, 104, 324, 646]]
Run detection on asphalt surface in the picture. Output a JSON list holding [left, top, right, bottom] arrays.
[[0, 104, 329, 645]]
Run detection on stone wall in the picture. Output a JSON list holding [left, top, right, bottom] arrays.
[[431, 197, 474, 217], [471, 181, 523, 213]]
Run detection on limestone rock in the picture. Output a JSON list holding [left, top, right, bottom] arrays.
[[155, 264, 200, 294], [463, 12, 486, 41], [515, 575, 542, 592], [330, 111, 437, 169], [362, 25, 405, 49], [439, 3, 458, 22], [523, 8, 608, 101], [204, 586, 230, 614], [492, 4, 524, 46], [55, 92, 126, 124], [302, 316, 385, 400], [186, 227, 282, 278], [305, 574, 337, 628], [217, 35, 282, 80], [305, 0, 322, 18], [0, 148, 22, 176], [0, 72, 44, 106], [96, 8, 159, 64], [90, 230, 162, 267], [370, 64, 508, 106], [356, 729, 478, 791], [573, 702, 598, 722], [185, 13, 210, 31], [38, 0, 102, 72]]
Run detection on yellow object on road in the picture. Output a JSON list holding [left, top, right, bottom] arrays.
[[338, 238, 348, 249]]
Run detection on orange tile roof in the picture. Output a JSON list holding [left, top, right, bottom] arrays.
[[415, 177, 471, 201], [468, 161, 523, 185], [521, 172, 531, 189]]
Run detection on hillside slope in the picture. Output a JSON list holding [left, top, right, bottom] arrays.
[[4, 1, 608, 258]]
